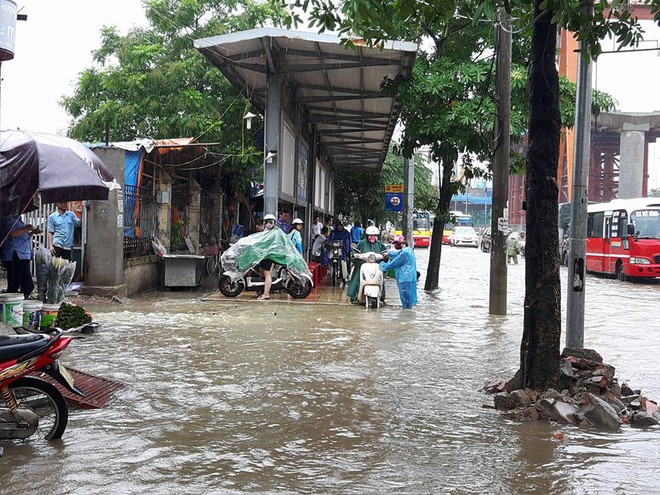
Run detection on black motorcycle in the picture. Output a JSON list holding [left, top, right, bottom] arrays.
[[323, 240, 346, 286], [218, 262, 313, 299]]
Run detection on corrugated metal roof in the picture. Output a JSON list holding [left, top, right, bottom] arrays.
[[194, 28, 417, 172]]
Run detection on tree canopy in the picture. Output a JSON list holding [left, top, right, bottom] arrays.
[[61, 0, 288, 190]]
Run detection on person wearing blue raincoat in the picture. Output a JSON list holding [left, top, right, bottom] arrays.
[[379, 235, 418, 309]]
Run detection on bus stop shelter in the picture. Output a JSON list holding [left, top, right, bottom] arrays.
[[194, 28, 417, 227]]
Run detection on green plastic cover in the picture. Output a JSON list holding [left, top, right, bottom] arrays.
[[221, 227, 313, 283]]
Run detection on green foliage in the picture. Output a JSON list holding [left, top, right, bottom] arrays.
[[334, 144, 436, 226], [54, 302, 92, 330], [171, 220, 187, 251], [60, 0, 286, 193]]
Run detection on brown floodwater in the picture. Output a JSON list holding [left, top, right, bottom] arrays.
[[1, 247, 659, 494]]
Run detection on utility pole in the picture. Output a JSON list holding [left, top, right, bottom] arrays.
[[403, 156, 415, 247], [489, 9, 512, 315], [566, 0, 594, 348]]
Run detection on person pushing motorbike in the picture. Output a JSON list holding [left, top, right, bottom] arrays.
[[346, 225, 387, 303], [379, 234, 418, 309]]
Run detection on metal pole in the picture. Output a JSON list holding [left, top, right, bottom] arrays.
[[403, 156, 414, 246], [566, 1, 593, 349], [489, 10, 511, 315], [264, 71, 281, 217]]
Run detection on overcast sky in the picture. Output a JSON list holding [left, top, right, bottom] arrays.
[[1, 3, 659, 188], [1, 0, 148, 134]]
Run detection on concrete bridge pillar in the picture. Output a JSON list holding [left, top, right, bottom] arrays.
[[619, 122, 649, 198]]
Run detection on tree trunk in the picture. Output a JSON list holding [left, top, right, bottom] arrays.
[[514, 0, 562, 391], [424, 161, 453, 290]]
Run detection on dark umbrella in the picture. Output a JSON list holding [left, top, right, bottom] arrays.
[[0, 130, 115, 216]]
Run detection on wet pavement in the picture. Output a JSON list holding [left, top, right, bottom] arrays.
[[1, 247, 659, 494]]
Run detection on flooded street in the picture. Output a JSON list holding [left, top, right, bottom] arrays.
[[1, 247, 659, 494]]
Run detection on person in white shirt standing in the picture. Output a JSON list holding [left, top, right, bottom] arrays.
[[312, 216, 323, 238]]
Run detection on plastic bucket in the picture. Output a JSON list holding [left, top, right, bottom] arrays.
[[0, 293, 25, 328], [23, 300, 43, 330], [40, 303, 60, 328]]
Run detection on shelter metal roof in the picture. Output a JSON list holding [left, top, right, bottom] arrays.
[[194, 28, 417, 173]]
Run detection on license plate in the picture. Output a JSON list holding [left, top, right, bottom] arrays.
[[55, 360, 76, 389]]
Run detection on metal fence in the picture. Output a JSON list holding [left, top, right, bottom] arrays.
[[123, 184, 158, 259], [23, 201, 57, 277]]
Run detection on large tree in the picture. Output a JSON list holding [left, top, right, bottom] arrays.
[[283, 0, 657, 389]]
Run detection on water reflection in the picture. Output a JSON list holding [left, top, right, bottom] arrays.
[[1, 247, 658, 494]]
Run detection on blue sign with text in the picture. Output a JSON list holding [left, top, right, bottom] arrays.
[[385, 193, 403, 212]]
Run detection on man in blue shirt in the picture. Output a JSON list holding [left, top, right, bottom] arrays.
[[0, 216, 40, 297], [48, 202, 80, 260], [350, 221, 364, 244]]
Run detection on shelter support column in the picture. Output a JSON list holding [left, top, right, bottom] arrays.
[[264, 71, 282, 216], [618, 123, 649, 199], [187, 178, 201, 252]]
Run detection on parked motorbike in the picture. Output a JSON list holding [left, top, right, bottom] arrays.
[[324, 240, 347, 286], [351, 249, 385, 309], [218, 262, 313, 299], [0, 329, 83, 441]]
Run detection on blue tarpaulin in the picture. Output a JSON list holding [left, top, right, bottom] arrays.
[[451, 194, 491, 205], [124, 150, 143, 236]]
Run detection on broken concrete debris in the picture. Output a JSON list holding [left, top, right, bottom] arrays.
[[484, 348, 659, 430]]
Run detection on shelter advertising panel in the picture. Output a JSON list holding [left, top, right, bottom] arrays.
[[297, 141, 308, 204], [319, 167, 326, 211], [314, 160, 322, 210], [281, 120, 296, 197]]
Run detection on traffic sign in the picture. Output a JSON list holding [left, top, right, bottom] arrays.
[[385, 192, 403, 211]]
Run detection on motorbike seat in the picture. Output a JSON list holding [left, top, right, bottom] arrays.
[[0, 334, 51, 361]]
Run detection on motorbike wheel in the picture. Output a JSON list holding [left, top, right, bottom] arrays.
[[287, 279, 313, 299], [366, 295, 379, 309], [7, 376, 69, 440], [218, 275, 245, 297], [331, 262, 338, 286]]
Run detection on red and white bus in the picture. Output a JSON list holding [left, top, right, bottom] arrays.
[[586, 197, 660, 281]]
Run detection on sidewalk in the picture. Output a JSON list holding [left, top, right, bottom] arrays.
[[201, 276, 351, 305]]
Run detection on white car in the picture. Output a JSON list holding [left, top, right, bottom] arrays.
[[450, 226, 479, 247]]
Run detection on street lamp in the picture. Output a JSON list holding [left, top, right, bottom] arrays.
[[243, 111, 257, 130]]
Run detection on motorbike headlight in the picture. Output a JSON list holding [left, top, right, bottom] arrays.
[[630, 257, 651, 265], [367, 254, 376, 263]]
